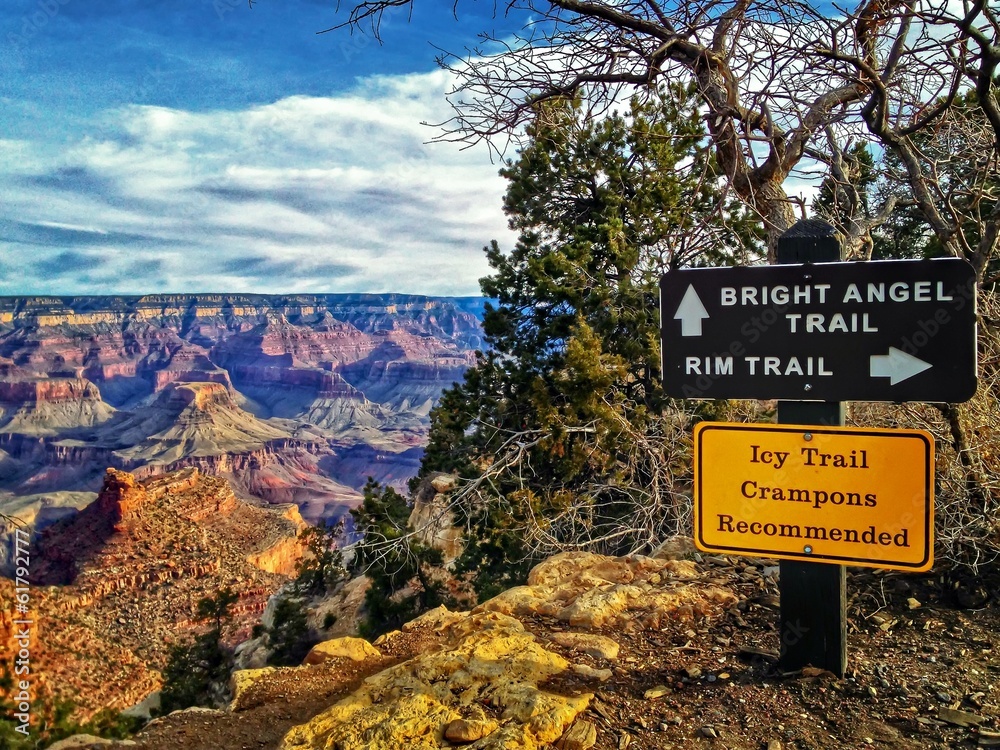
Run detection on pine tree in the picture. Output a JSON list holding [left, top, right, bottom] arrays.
[[160, 588, 238, 713], [421, 87, 763, 597], [265, 596, 313, 667]]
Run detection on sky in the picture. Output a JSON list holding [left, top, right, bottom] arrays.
[[0, 0, 526, 296]]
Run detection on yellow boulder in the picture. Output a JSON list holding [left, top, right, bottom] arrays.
[[551, 632, 621, 660], [280, 612, 591, 750], [229, 667, 277, 711], [478, 551, 734, 628], [302, 636, 381, 665]]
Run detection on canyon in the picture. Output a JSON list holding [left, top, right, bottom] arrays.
[[0, 293, 484, 565], [0, 293, 483, 726]]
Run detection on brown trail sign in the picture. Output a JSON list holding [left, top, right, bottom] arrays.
[[661, 219, 978, 677], [660, 240, 978, 403]]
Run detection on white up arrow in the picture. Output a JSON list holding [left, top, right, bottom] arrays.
[[674, 285, 709, 337], [869, 347, 933, 385]]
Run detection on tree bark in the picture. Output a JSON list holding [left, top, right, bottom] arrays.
[[938, 402, 988, 510]]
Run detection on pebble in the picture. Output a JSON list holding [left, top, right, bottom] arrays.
[[643, 685, 671, 700], [938, 707, 986, 727], [557, 720, 598, 750], [977, 729, 1000, 747], [698, 726, 719, 739], [444, 719, 492, 744], [572, 664, 613, 682], [683, 665, 702, 679]]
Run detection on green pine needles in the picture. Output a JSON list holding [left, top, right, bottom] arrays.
[[415, 88, 764, 597]]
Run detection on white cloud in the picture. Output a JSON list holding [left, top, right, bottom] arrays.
[[0, 70, 514, 296]]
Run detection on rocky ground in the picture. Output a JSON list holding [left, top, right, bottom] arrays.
[[77, 548, 1000, 750]]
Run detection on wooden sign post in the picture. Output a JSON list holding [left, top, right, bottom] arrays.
[[775, 220, 846, 676]]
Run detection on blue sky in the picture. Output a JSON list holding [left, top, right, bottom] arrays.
[[0, 0, 524, 295]]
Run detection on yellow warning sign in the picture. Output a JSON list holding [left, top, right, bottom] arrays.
[[693, 422, 934, 571]]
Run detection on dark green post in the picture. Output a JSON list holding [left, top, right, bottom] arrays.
[[776, 219, 848, 677]]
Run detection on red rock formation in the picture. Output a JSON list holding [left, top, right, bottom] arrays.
[[95, 468, 148, 530], [84, 360, 138, 380], [229, 365, 363, 396], [247, 535, 306, 576], [150, 347, 233, 391], [22, 468, 305, 720]]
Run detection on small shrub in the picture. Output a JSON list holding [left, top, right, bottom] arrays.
[[265, 596, 314, 667], [294, 523, 347, 597], [159, 588, 237, 713]]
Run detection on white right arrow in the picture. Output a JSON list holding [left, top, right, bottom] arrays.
[[870, 347, 933, 385], [674, 285, 710, 337]]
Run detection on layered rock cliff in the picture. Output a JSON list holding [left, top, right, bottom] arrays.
[[0, 467, 305, 720], [0, 296, 480, 407], [0, 375, 118, 436]]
